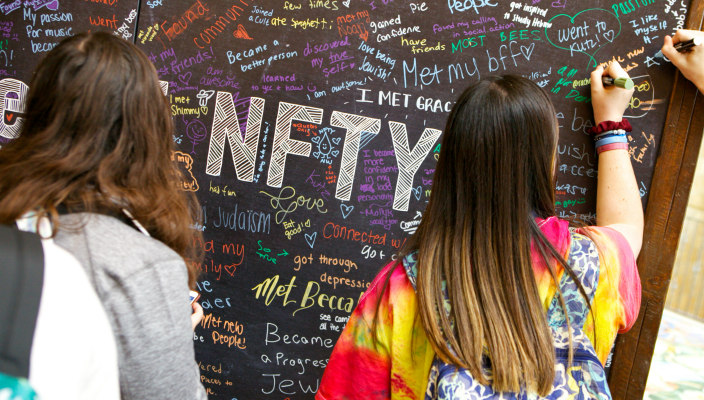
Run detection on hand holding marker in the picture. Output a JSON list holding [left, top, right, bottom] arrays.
[[654, 37, 703, 58], [603, 36, 701, 89], [661, 30, 704, 93]]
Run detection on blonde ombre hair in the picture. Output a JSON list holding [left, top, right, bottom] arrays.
[[397, 76, 589, 395]]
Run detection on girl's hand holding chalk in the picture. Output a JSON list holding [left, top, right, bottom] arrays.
[[662, 29, 704, 93], [591, 61, 635, 124]]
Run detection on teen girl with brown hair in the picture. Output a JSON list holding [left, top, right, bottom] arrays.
[[317, 62, 643, 399], [0, 32, 206, 399]]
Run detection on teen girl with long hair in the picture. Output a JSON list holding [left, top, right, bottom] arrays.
[[0, 32, 207, 399], [317, 62, 642, 399]]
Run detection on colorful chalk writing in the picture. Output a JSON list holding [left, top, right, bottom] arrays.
[[0, 0, 689, 397]]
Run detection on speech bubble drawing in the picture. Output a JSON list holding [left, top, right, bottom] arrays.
[[545, 8, 622, 68]]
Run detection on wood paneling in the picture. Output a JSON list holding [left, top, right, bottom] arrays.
[[608, 2, 704, 397]]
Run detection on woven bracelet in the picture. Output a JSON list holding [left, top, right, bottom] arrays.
[[595, 135, 628, 148], [597, 142, 629, 154]]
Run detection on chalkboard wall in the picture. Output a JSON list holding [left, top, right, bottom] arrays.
[[0, 0, 692, 398]]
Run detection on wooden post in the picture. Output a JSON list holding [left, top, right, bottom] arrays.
[[608, 1, 704, 398]]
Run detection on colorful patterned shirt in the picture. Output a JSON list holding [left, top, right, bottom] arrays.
[[316, 217, 641, 400]]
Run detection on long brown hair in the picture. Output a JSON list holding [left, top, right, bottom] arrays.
[[404, 76, 579, 395], [0, 32, 202, 286]]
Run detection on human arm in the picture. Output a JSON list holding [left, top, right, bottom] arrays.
[[590, 61, 644, 258], [662, 29, 704, 93], [104, 262, 207, 400]]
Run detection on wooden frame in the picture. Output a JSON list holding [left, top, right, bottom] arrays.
[[608, 1, 704, 398]]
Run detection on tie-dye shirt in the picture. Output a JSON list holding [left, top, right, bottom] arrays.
[[316, 217, 641, 400]]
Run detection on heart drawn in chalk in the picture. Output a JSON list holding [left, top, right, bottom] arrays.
[[342, 0, 350, 7], [332, 137, 342, 145], [178, 72, 192, 85], [412, 186, 422, 201], [520, 42, 535, 59], [340, 203, 354, 219], [5, 113, 13, 122], [544, 8, 622, 67], [233, 24, 253, 40], [305, 232, 317, 248], [223, 264, 237, 277]]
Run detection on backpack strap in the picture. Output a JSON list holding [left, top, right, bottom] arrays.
[[0, 225, 45, 379]]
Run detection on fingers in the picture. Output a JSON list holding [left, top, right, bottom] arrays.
[[591, 61, 629, 93], [192, 301, 203, 316], [590, 61, 633, 124], [662, 35, 678, 62], [662, 34, 675, 56], [191, 302, 204, 330], [591, 64, 605, 91], [605, 60, 629, 79], [672, 29, 696, 44], [610, 61, 634, 96], [662, 34, 684, 63]]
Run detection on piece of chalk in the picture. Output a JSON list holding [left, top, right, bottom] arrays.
[[602, 76, 634, 89]]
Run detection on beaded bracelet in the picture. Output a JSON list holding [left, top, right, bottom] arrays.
[[597, 142, 629, 154], [594, 129, 628, 141]]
